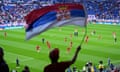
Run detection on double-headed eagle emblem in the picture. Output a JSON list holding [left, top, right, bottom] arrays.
[[56, 6, 71, 21]]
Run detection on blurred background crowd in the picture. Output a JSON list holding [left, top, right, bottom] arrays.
[[0, 0, 119, 25]]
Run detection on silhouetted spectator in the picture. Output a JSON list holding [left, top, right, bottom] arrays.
[[22, 65, 30, 72], [88, 62, 95, 72], [0, 47, 9, 72], [98, 60, 104, 72], [44, 45, 81, 72]]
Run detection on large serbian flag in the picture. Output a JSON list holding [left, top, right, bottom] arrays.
[[25, 3, 87, 40]]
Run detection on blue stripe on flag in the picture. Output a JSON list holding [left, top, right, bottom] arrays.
[[26, 11, 57, 31], [70, 10, 85, 17]]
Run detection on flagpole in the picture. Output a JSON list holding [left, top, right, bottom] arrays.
[[80, 3, 88, 46], [80, 25, 87, 46]]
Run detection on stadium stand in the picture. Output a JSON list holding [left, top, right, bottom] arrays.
[[0, 0, 119, 25]]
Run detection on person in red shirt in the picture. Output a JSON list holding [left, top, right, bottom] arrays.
[[46, 41, 51, 49], [66, 41, 73, 54], [67, 47, 71, 54], [85, 36, 89, 43], [36, 45, 40, 53], [44, 45, 81, 72]]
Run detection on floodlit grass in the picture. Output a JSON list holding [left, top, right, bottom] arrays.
[[0, 24, 120, 72]]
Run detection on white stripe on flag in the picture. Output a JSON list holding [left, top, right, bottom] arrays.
[[26, 17, 86, 40]]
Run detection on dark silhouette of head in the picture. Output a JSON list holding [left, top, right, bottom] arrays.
[[22, 65, 30, 72], [49, 48, 59, 63], [25, 66, 29, 70], [99, 60, 103, 64]]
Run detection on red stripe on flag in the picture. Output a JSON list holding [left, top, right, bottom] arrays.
[[24, 3, 84, 25]]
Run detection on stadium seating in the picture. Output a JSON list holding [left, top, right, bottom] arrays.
[[0, 0, 119, 25]]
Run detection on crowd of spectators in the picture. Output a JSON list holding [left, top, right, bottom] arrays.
[[66, 60, 120, 72], [0, 0, 119, 25], [85, 0, 120, 20], [0, 0, 44, 25], [81, 61, 120, 72]]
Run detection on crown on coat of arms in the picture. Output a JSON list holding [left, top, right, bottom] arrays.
[[59, 6, 68, 10]]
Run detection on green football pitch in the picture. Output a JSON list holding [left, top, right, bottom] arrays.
[[0, 24, 120, 72]]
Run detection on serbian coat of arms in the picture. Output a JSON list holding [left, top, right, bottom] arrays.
[[56, 6, 71, 21]]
